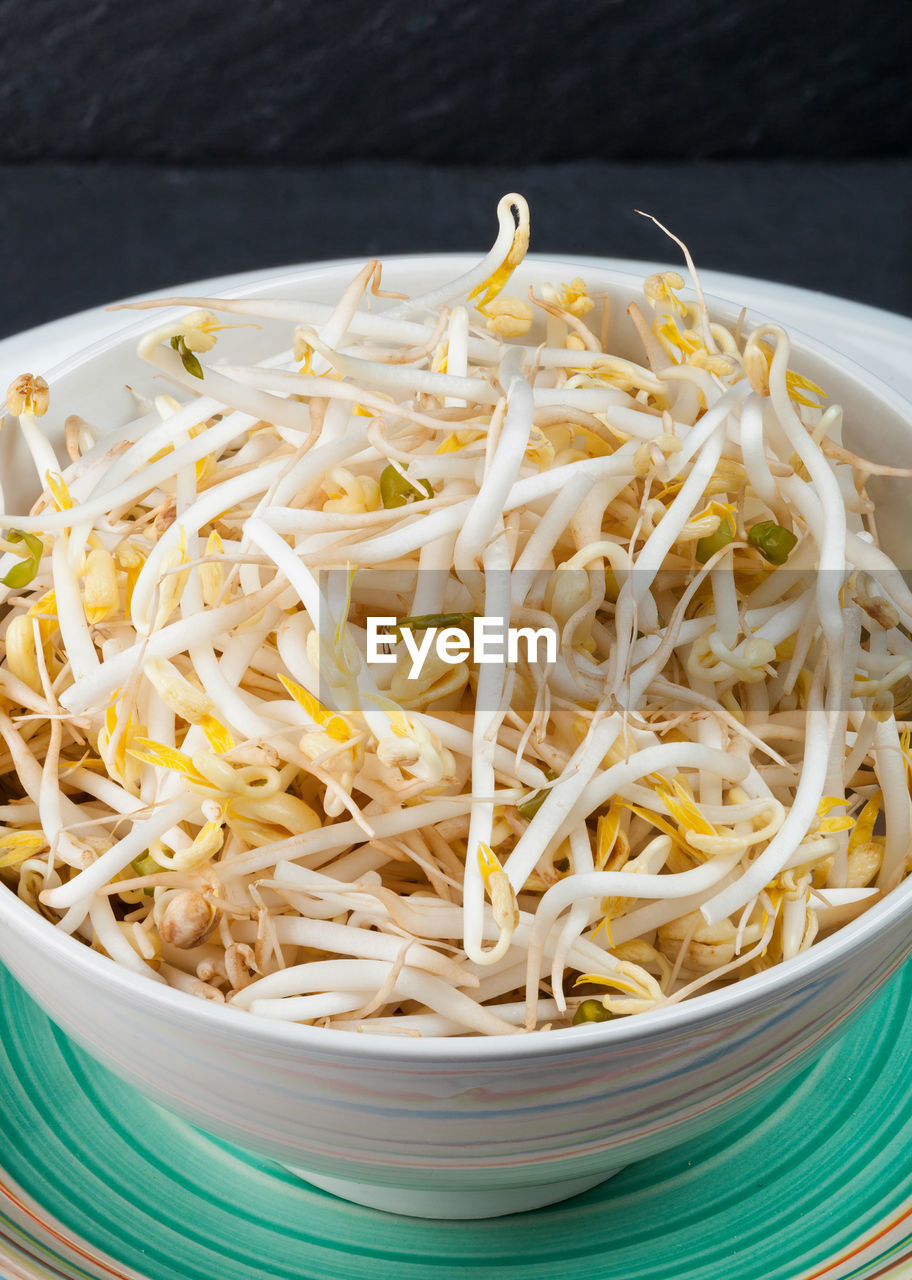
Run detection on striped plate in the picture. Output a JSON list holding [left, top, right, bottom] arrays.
[[2, 955, 912, 1280]]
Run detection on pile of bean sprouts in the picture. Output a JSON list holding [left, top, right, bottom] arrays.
[[2, 194, 912, 1037]]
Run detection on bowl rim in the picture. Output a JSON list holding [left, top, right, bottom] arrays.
[[3, 252, 912, 1063]]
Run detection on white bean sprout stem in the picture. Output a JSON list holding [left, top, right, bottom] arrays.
[[1, 195, 911, 1035]]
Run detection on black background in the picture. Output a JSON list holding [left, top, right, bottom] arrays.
[[2, 0, 912, 336]]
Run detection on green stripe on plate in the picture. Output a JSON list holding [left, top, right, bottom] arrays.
[[1, 959, 912, 1280]]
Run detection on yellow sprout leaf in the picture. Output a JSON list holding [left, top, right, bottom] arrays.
[[476, 841, 503, 891], [127, 739, 209, 786], [596, 801, 624, 870], [573, 972, 640, 999], [815, 795, 854, 834], [687, 499, 737, 532], [817, 816, 854, 834], [469, 257, 524, 314], [27, 589, 56, 618], [45, 472, 74, 511], [650, 775, 718, 839], [655, 476, 685, 504], [849, 792, 882, 853], [0, 830, 47, 867], [278, 674, 351, 741], [99, 697, 140, 787], [615, 798, 689, 854], [436, 429, 486, 454], [198, 715, 234, 754], [386, 706, 417, 739], [195, 452, 216, 484], [653, 316, 704, 361], [27, 589, 58, 644], [785, 369, 826, 407], [104, 700, 118, 739], [431, 341, 448, 374]]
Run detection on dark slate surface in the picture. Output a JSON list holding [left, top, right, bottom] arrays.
[[2, 0, 911, 164], [3, 159, 912, 340]]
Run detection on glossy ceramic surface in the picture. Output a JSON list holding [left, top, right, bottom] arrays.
[[1, 259, 912, 1226]]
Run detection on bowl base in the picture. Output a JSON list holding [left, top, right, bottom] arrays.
[[282, 1165, 625, 1218]]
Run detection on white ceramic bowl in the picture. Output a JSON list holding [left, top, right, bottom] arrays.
[[2, 257, 912, 1220]]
